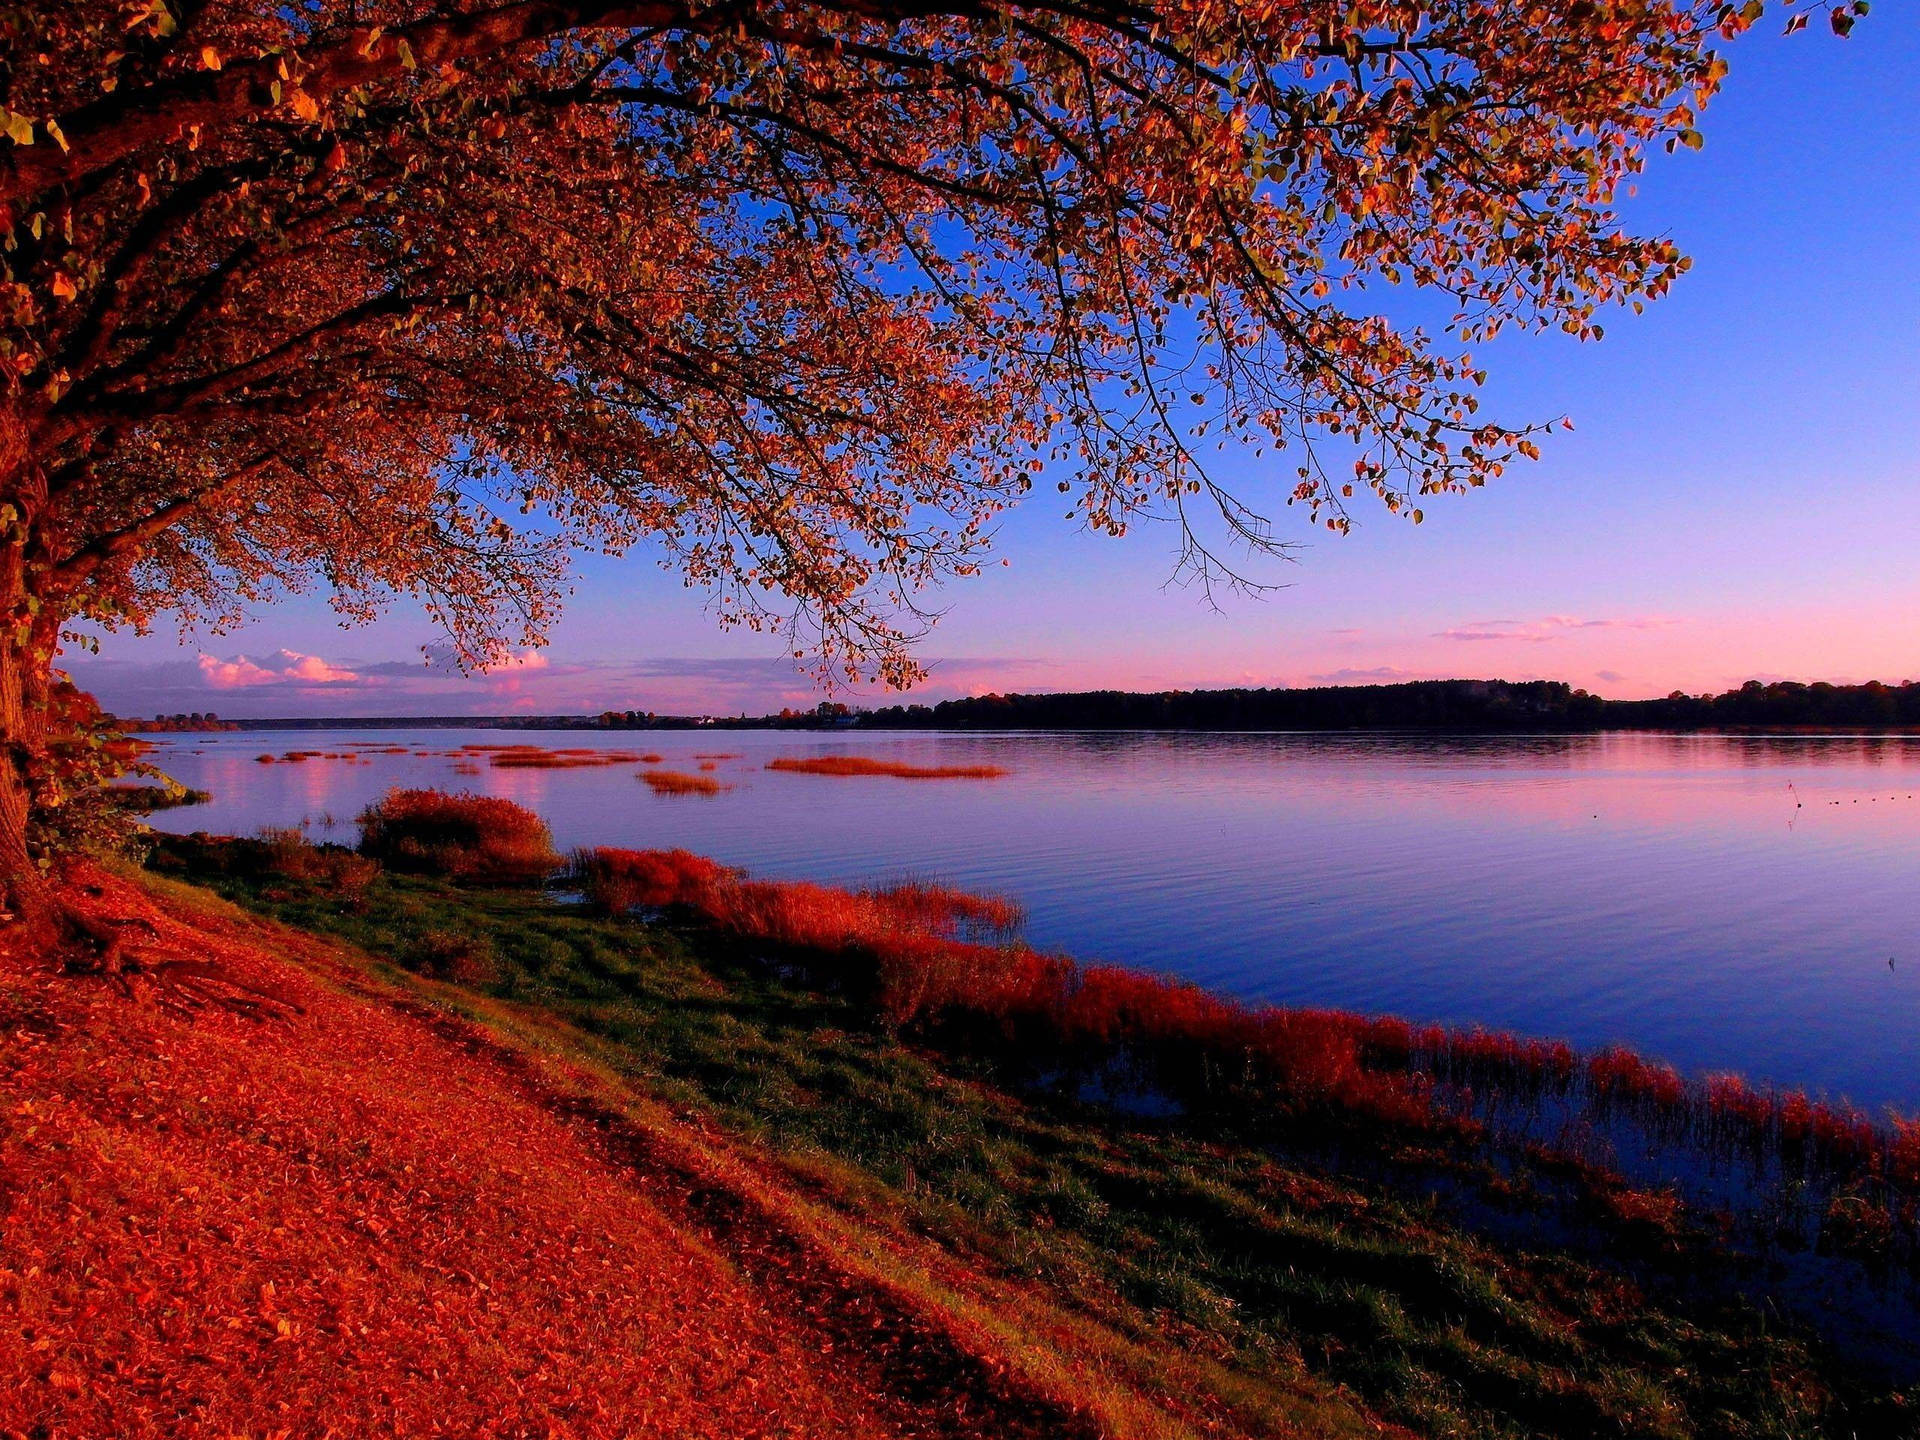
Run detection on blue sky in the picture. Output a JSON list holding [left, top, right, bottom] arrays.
[[69, 12, 1920, 718]]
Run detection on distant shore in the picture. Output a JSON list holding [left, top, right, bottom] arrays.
[[121, 676, 1920, 735]]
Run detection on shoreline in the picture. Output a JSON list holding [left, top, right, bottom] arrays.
[[150, 830, 1920, 1383], [133, 718, 1920, 737]]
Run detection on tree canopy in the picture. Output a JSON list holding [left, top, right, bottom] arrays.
[[0, 0, 1839, 909]]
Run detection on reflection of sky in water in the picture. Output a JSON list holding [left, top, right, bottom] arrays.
[[146, 730, 1920, 1111]]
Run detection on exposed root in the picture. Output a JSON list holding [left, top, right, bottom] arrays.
[[57, 902, 302, 1022]]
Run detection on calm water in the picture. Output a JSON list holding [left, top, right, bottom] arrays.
[[142, 730, 1920, 1111]]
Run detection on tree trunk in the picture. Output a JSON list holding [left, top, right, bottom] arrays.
[[0, 407, 56, 939], [0, 634, 53, 936]]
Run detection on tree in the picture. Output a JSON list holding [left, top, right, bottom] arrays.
[[0, 0, 1802, 937]]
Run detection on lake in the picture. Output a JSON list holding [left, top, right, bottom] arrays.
[[141, 729, 1920, 1112]]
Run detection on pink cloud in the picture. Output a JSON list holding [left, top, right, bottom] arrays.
[[1307, 665, 1432, 684], [478, 648, 551, 695], [73, 650, 1062, 719], [1435, 616, 1677, 643], [479, 648, 550, 676], [197, 649, 363, 689]]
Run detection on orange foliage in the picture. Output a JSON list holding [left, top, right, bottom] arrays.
[[0, 0, 1777, 899], [2, 0, 1749, 700], [767, 756, 1008, 780]]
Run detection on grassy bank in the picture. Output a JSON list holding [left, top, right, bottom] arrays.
[[146, 832, 1920, 1438]]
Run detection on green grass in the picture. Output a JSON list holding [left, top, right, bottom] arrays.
[[146, 834, 1919, 1440]]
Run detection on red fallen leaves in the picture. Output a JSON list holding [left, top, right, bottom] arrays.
[[0, 872, 934, 1439]]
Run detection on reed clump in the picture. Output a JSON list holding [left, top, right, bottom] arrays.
[[569, 847, 735, 916], [766, 756, 1008, 780], [489, 750, 640, 769], [105, 784, 212, 813], [149, 827, 383, 906], [641, 770, 730, 796], [357, 788, 559, 884], [572, 847, 1022, 947]]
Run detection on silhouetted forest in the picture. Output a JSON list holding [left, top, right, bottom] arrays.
[[854, 679, 1920, 732], [149, 678, 1920, 733]]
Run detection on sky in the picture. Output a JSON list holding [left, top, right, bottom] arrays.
[[68, 14, 1920, 719]]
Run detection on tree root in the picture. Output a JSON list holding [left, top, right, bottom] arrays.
[[57, 903, 303, 1022]]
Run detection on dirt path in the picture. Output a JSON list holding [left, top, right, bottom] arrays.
[[0, 871, 1125, 1440]]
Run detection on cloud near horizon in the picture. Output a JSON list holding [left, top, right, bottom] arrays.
[[197, 649, 363, 689], [1434, 615, 1678, 644], [1305, 665, 1432, 684], [66, 649, 1063, 719]]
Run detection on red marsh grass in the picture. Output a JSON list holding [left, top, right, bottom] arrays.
[[694, 752, 741, 760], [357, 789, 558, 884], [489, 748, 641, 769], [639, 754, 664, 764], [567, 843, 1920, 1254], [571, 849, 1022, 946], [641, 770, 730, 796], [766, 756, 1008, 780]]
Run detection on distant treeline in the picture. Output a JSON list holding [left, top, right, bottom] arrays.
[[855, 679, 1920, 732], [119, 678, 1920, 734], [122, 713, 239, 733]]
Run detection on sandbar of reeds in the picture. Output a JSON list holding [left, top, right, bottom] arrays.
[[766, 756, 1007, 780], [641, 769, 730, 796]]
